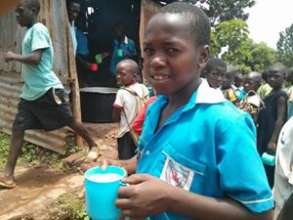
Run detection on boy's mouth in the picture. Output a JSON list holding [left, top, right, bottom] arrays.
[[151, 74, 170, 81]]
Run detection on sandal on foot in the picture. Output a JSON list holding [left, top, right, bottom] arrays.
[[0, 176, 16, 189]]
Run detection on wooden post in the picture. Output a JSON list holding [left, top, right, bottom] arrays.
[[66, 20, 83, 148]]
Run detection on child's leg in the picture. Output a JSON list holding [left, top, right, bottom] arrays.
[[0, 99, 39, 188], [67, 120, 97, 148], [4, 129, 25, 177], [117, 132, 137, 160], [0, 128, 25, 188], [67, 120, 99, 161]]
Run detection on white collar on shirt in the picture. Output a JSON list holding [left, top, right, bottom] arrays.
[[196, 79, 226, 104]]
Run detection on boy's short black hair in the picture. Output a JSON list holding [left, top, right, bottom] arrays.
[[70, 0, 81, 6], [159, 2, 210, 46], [266, 62, 287, 76], [205, 57, 227, 73], [24, 0, 40, 14], [117, 59, 139, 76]]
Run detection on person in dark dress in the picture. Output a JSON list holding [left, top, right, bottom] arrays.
[[257, 63, 288, 187]]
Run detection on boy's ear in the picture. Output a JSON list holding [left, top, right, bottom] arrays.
[[198, 45, 210, 71]]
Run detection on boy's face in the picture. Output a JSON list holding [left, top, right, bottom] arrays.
[[15, 1, 36, 27], [243, 78, 260, 93], [68, 2, 80, 23], [116, 63, 135, 87], [234, 75, 243, 87], [143, 13, 209, 96], [222, 73, 234, 89], [207, 70, 224, 89], [268, 71, 284, 89], [287, 72, 293, 84]]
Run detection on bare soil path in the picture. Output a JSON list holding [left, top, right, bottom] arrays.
[[0, 123, 118, 220]]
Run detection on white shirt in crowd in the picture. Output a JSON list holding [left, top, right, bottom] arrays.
[[274, 117, 293, 219], [113, 82, 149, 138]]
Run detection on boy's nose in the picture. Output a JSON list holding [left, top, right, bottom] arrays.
[[150, 54, 166, 68]]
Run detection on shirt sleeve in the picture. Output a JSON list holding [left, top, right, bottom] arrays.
[[113, 89, 124, 108], [216, 113, 274, 213], [31, 25, 50, 51]]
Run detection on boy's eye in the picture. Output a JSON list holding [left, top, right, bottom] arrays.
[[143, 47, 154, 56], [15, 8, 24, 14], [166, 48, 180, 56]]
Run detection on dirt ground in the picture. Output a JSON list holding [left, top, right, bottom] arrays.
[[0, 123, 119, 220]]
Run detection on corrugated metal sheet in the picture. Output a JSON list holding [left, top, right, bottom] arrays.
[[0, 0, 74, 154], [0, 0, 161, 154]]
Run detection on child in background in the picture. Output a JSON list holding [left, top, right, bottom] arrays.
[[240, 71, 264, 122], [222, 70, 238, 103], [202, 57, 226, 89], [234, 72, 244, 88], [132, 96, 157, 136], [286, 67, 293, 119], [233, 72, 246, 101], [257, 63, 288, 187], [0, 0, 98, 189], [112, 59, 149, 159], [258, 71, 273, 100], [112, 3, 273, 219], [274, 117, 293, 219], [110, 23, 137, 76]]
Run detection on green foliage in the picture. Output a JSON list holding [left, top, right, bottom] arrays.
[[211, 19, 251, 72], [211, 19, 277, 73], [0, 132, 64, 170], [0, 133, 10, 167], [248, 42, 278, 72], [277, 23, 293, 67], [183, 0, 255, 25], [54, 193, 89, 220]]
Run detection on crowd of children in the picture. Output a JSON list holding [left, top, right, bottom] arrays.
[[1, 0, 293, 220]]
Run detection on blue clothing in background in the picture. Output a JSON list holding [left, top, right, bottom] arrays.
[[137, 79, 274, 220], [110, 37, 137, 75], [76, 29, 89, 57]]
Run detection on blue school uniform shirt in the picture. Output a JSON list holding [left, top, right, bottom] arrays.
[[110, 36, 137, 75], [137, 79, 274, 220], [21, 23, 63, 101], [76, 28, 89, 57]]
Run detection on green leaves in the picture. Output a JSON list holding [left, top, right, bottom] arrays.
[[211, 19, 277, 73], [277, 24, 293, 67]]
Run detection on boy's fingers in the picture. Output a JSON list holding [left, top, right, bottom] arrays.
[[116, 198, 132, 209], [123, 174, 151, 184], [118, 185, 135, 198]]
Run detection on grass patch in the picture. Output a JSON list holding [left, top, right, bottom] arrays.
[[0, 132, 77, 170], [51, 192, 89, 220], [0, 133, 11, 167]]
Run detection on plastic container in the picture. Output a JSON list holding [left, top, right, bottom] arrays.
[[261, 152, 275, 166], [84, 166, 127, 220], [95, 54, 103, 64]]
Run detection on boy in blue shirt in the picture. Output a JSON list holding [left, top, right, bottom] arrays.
[[112, 2, 274, 220], [0, 0, 98, 189]]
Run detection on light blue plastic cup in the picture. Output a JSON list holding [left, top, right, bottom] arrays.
[[84, 166, 127, 220]]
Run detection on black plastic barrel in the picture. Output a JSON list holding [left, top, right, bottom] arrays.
[[80, 87, 117, 123]]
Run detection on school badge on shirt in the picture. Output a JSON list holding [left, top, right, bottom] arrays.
[[160, 155, 194, 191]]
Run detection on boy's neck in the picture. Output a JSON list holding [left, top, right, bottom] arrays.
[[125, 81, 137, 87], [272, 87, 282, 92], [168, 78, 201, 108], [26, 19, 37, 28]]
